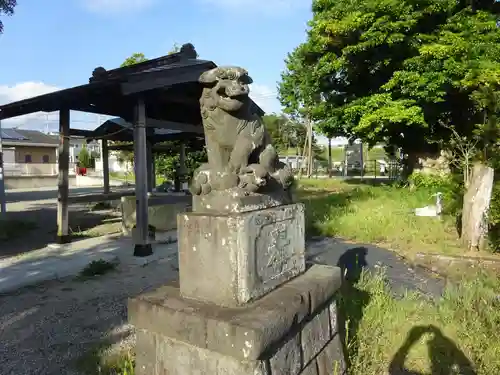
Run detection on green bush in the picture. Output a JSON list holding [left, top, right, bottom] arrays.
[[407, 172, 463, 215], [487, 181, 500, 252]]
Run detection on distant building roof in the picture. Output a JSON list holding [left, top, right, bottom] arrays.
[[1, 128, 58, 147]]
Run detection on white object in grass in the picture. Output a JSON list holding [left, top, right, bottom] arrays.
[[415, 192, 443, 217]]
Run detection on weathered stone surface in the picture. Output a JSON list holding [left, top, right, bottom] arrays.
[[316, 335, 347, 375], [269, 334, 302, 375], [138, 330, 269, 375], [329, 302, 339, 336], [135, 329, 157, 375], [461, 163, 494, 251], [177, 203, 305, 306], [301, 361, 319, 375], [192, 189, 292, 214], [302, 309, 331, 366], [128, 264, 342, 361], [190, 66, 294, 197], [121, 194, 191, 235], [284, 265, 342, 314]]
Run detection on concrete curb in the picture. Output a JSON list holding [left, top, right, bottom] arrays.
[[414, 252, 500, 274]]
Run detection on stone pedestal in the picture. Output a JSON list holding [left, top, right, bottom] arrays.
[[177, 203, 305, 306], [129, 197, 345, 374], [128, 265, 346, 375]]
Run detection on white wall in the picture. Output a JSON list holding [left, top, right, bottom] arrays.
[[95, 153, 131, 173]]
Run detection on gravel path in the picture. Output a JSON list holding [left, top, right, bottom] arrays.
[[0, 257, 179, 375], [0, 237, 444, 375]]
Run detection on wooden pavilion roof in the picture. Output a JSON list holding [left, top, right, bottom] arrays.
[[0, 43, 265, 130], [70, 117, 205, 145]]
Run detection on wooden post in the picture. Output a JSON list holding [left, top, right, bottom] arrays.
[[57, 109, 71, 243], [307, 119, 313, 178], [179, 142, 188, 191], [360, 142, 364, 180], [151, 152, 156, 191], [102, 139, 110, 194], [133, 97, 153, 257], [146, 139, 153, 193], [0, 119, 6, 217]]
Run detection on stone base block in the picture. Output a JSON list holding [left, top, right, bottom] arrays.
[[121, 195, 191, 235], [177, 203, 305, 306], [192, 189, 293, 214], [129, 265, 346, 375]]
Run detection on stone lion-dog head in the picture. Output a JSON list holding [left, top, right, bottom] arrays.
[[199, 66, 253, 118]]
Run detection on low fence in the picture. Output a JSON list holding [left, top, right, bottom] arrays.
[[293, 159, 403, 180], [3, 162, 78, 176]]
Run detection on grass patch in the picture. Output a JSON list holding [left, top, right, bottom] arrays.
[[76, 344, 135, 375], [342, 269, 500, 375], [0, 219, 37, 241], [110, 171, 166, 187], [298, 178, 466, 256], [80, 259, 117, 278]]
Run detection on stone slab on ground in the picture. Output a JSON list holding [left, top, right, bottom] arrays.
[[177, 203, 306, 306], [129, 264, 345, 375], [121, 194, 191, 234], [0, 235, 178, 294]]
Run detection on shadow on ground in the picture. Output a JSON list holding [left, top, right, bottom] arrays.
[[389, 325, 477, 375], [0, 204, 121, 259], [335, 247, 371, 370], [329, 246, 475, 375]]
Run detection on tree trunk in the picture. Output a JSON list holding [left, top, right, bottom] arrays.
[[461, 163, 494, 251]]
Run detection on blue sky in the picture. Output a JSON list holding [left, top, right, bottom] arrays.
[[0, 0, 314, 131]]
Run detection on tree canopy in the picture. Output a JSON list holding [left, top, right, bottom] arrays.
[[279, 0, 500, 163], [262, 114, 308, 154], [120, 53, 147, 68], [0, 0, 16, 34]]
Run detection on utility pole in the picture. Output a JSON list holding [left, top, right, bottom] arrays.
[[0, 118, 6, 217], [297, 116, 310, 180], [307, 117, 313, 178]]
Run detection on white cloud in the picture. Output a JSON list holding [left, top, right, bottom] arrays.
[[0, 81, 282, 130], [0, 82, 60, 129], [249, 83, 282, 114], [0, 82, 109, 130], [199, 0, 308, 14], [80, 0, 157, 14]]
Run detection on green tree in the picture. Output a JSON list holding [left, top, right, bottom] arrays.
[[120, 53, 147, 68], [0, 0, 16, 34], [78, 145, 93, 168], [262, 113, 309, 154], [280, 0, 500, 173]]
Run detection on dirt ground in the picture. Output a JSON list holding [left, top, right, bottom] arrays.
[[1, 197, 122, 259], [0, 254, 179, 375]]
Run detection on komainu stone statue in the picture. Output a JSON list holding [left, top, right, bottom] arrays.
[[190, 66, 294, 209]]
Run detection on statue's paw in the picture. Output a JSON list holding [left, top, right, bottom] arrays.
[[273, 167, 294, 189], [190, 171, 210, 195], [214, 173, 239, 190], [245, 183, 260, 193], [201, 183, 212, 195], [244, 163, 268, 179]]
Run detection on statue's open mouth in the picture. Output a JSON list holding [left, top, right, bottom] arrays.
[[219, 90, 247, 101]]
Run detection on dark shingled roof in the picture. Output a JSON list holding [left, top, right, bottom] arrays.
[[0, 43, 265, 127], [2, 129, 58, 146]]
